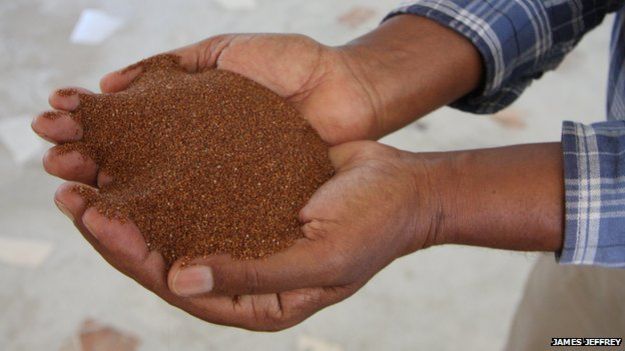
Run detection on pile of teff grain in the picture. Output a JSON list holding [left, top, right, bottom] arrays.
[[57, 54, 333, 264]]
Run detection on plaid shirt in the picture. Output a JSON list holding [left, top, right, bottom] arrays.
[[387, 0, 625, 267]]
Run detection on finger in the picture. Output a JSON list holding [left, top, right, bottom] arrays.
[[56, 185, 310, 331], [43, 146, 98, 185], [167, 35, 238, 73], [54, 182, 90, 226], [99, 35, 235, 93], [98, 43, 197, 93], [97, 171, 114, 188], [99, 65, 143, 93], [208, 289, 337, 331], [48, 87, 94, 111], [54, 183, 113, 262], [31, 111, 82, 144], [58, 185, 278, 329], [80, 206, 290, 330], [55, 182, 167, 288], [82, 207, 150, 264], [57, 183, 160, 281], [168, 234, 351, 297], [193, 285, 359, 331], [277, 283, 364, 326], [189, 282, 363, 331]]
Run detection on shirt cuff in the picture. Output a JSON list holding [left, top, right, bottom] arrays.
[[384, 1, 550, 114], [560, 121, 625, 268]]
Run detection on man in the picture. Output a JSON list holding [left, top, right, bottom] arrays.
[[31, 0, 625, 349]]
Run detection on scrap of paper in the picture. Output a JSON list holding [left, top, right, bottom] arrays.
[[490, 109, 527, 130], [338, 6, 376, 28], [0, 236, 53, 268], [298, 335, 344, 351], [0, 117, 45, 164], [59, 319, 140, 351], [70, 9, 124, 45]]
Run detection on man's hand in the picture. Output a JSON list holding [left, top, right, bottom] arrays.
[[105, 33, 383, 145], [32, 14, 484, 186], [30, 31, 396, 185], [48, 140, 442, 330], [33, 15, 483, 154], [30, 17, 493, 330], [30, 28, 453, 330]]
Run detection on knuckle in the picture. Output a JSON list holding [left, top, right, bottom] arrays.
[[242, 262, 262, 294], [263, 295, 320, 331], [246, 298, 292, 332], [285, 290, 324, 314]]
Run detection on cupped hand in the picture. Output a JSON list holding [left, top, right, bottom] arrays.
[[51, 139, 441, 330], [35, 34, 379, 146], [31, 34, 442, 330], [32, 34, 382, 187]]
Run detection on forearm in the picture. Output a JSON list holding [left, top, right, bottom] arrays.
[[338, 15, 483, 138], [428, 143, 565, 252]]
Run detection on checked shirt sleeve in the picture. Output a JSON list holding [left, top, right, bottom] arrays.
[[385, 0, 622, 114], [560, 121, 625, 267]]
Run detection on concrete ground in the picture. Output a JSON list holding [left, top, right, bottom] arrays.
[[0, 0, 613, 350]]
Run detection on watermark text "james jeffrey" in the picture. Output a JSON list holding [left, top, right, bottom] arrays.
[[551, 338, 622, 347]]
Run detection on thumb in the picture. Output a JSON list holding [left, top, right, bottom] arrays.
[[99, 35, 236, 93], [167, 235, 353, 297], [99, 63, 143, 94]]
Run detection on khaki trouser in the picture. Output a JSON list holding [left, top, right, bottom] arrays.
[[505, 254, 625, 351]]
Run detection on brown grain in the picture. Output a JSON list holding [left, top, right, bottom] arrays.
[[57, 88, 78, 97], [41, 111, 63, 119], [60, 54, 333, 264]]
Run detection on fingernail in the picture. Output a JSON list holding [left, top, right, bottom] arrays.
[[54, 199, 73, 221], [30, 118, 46, 139], [172, 265, 214, 297]]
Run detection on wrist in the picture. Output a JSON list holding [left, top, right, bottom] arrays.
[[438, 144, 565, 252], [400, 149, 457, 250], [336, 15, 483, 138]]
